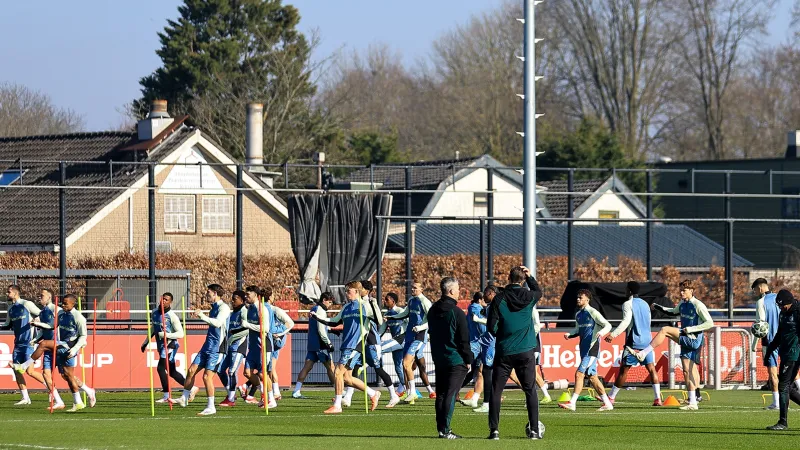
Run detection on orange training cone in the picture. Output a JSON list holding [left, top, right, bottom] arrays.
[[464, 390, 474, 400], [663, 395, 680, 406]]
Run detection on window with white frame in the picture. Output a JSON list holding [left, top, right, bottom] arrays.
[[164, 195, 195, 233], [474, 192, 488, 216], [202, 195, 233, 233]]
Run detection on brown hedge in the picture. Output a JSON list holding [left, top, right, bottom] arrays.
[[0, 252, 768, 309]]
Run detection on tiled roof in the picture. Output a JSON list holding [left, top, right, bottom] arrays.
[[0, 127, 194, 245], [538, 178, 605, 218], [342, 156, 483, 189], [388, 223, 753, 268]]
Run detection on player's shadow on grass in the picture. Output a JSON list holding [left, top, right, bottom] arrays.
[[251, 433, 445, 440], [560, 423, 800, 436]]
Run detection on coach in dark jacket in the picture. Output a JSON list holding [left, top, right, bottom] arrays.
[[486, 265, 543, 440], [765, 289, 800, 430], [428, 276, 473, 440]]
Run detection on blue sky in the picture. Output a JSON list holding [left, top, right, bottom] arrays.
[[0, 0, 794, 131]]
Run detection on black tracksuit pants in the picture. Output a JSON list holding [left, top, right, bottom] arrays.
[[778, 359, 800, 425], [434, 364, 469, 434], [489, 349, 538, 432]]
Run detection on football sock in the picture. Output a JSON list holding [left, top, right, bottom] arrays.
[[80, 384, 94, 395], [426, 385, 434, 394], [653, 383, 661, 400], [640, 345, 654, 357], [52, 389, 63, 404], [294, 381, 302, 393], [182, 389, 190, 401], [21, 389, 30, 402], [21, 358, 34, 370], [601, 394, 612, 408], [540, 384, 549, 398], [227, 391, 236, 401], [773, 391, 779, 405], [272, 382, 280, 396], [388, 385, 397, 397], [569, 393, 578, 406], [688, 390, 697, 405], [366, 387, 377, 397], [609, 386, 620, 399], [72, 392, 82, 405], [207, 397, 214, 409], [161, 392, 170, 400], [334, 394, 342, 408], [409, 380, 416, 394]]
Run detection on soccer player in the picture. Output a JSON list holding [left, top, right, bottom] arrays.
[[21, 294, 94, 412], [764, 289, 800, 430], [33, 288, 66, 409], [267, 291, 295, 401], [240, 285, 277, 408], [461, 291, 486, 408], [140, 292, 186, 404], [486, 266, 545, 440], [218, 290, 248, 406], [605, 281, 662, 406], [532, 304, 552, 404], [378, 292, 407, 397], [292, 292, 336, 398], [358, 280, 400, 407], [751, 278, 780, 410], [175, 284, 231, 416], [428, 277, 472, 439], [385, 282, 436, 403], [318, 281, 381, 414], [559, 288, 614, 412], [629, 280, 713, 411], [3, 284, 46, 405]]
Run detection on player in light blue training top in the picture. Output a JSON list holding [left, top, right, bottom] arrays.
[[292, 292, 336, 398], [560, 288, 613, 412], [2, 284, 45, 406], [140, 292, 185, 404], [240, 286, 276, 408], [631, 279, 713, 410], [175, 284, 231, 416], [378, 292, 407, 397], [319, 281, 382, 414], [267, 291, 294, 402], [218, 290, 248, 407], [606, 281, 662, 406], [752, 278, 780, 409], [461, 291, 487, 408], [385, 282, 436, 403]]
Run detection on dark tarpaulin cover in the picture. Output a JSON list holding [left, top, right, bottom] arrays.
[[288, 195, 326, 303], [288, 193, 391, 304], [556, 280, 677, 328]]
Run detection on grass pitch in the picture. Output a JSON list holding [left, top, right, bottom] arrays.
[[0, 389, 798, 449]]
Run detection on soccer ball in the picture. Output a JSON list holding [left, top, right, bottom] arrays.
[[527, 421, 545, 439], [538, 421, 545, 438], [752, 321, 769, 338]]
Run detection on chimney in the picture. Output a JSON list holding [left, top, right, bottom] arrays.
[[787, 131, 800, 159], [137, 100, 174, 141], [246, 103, 264, 166]]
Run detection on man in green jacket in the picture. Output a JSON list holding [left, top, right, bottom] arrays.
[[764, 289, 800, 430], [428, 277, 473, 440], [486, 266, 543, 440]]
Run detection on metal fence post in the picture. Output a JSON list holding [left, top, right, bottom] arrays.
[[376, 217, 383, 303], [487, 167, 494, 285], [236, 164, 244, 290], [479, 218, 486, 291], [646, 170, 653, 281], [148, 163, 156, 308], [567, 169, 574, 280], [59, 161, 67, 298], [405, 167, 412, 298], [725, 173, 733, 320]]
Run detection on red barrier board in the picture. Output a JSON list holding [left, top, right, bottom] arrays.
[[0, 334, 292, 390]]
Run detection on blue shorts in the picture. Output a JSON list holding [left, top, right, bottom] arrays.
[[679, 334, 704, 364], [272, 348, 282, 360], [13, 346, 33, 364], [577, 355, 598, 376], [244, 350, 272, 372], [365, 344, 382, 369], [763, 347, 779, 368], [273, 335, 286, 350], [193, 351, 221, 371], [622, 347, 655, 366], [43, 352, 53, 370], [470, 340, 481, 361], [381, 337, 403, 354], [403, 339, 425, 359], [218, 350, 245, 374], [339, 348, 362, 370], [55, 348, 77, 369], [305, 350, 331, 363], [158, 345, 178, 362]]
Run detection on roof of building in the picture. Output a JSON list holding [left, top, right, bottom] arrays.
[[0, 122, 284, 246], [538, 176, 647, 218], [388, 223, 753, 268]]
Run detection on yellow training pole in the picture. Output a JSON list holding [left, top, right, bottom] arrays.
[[77, 296, 87, 405], [359, 299, 368, 414], [260, 298, 269, 416], [181, 296, 188, 373], [145, 296, 155, 417]]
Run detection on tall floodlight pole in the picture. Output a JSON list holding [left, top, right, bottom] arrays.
[[522, 0, 540, 275]]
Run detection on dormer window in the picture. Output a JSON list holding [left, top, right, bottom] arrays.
[[0, 169, 23, 186]]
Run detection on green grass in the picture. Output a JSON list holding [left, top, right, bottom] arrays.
[[1, 389, 799, 449]]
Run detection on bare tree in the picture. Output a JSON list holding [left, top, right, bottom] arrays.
[[0, 83, 84, 137], [545, 0, 678, 158], [670, 0, 775, 160]]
